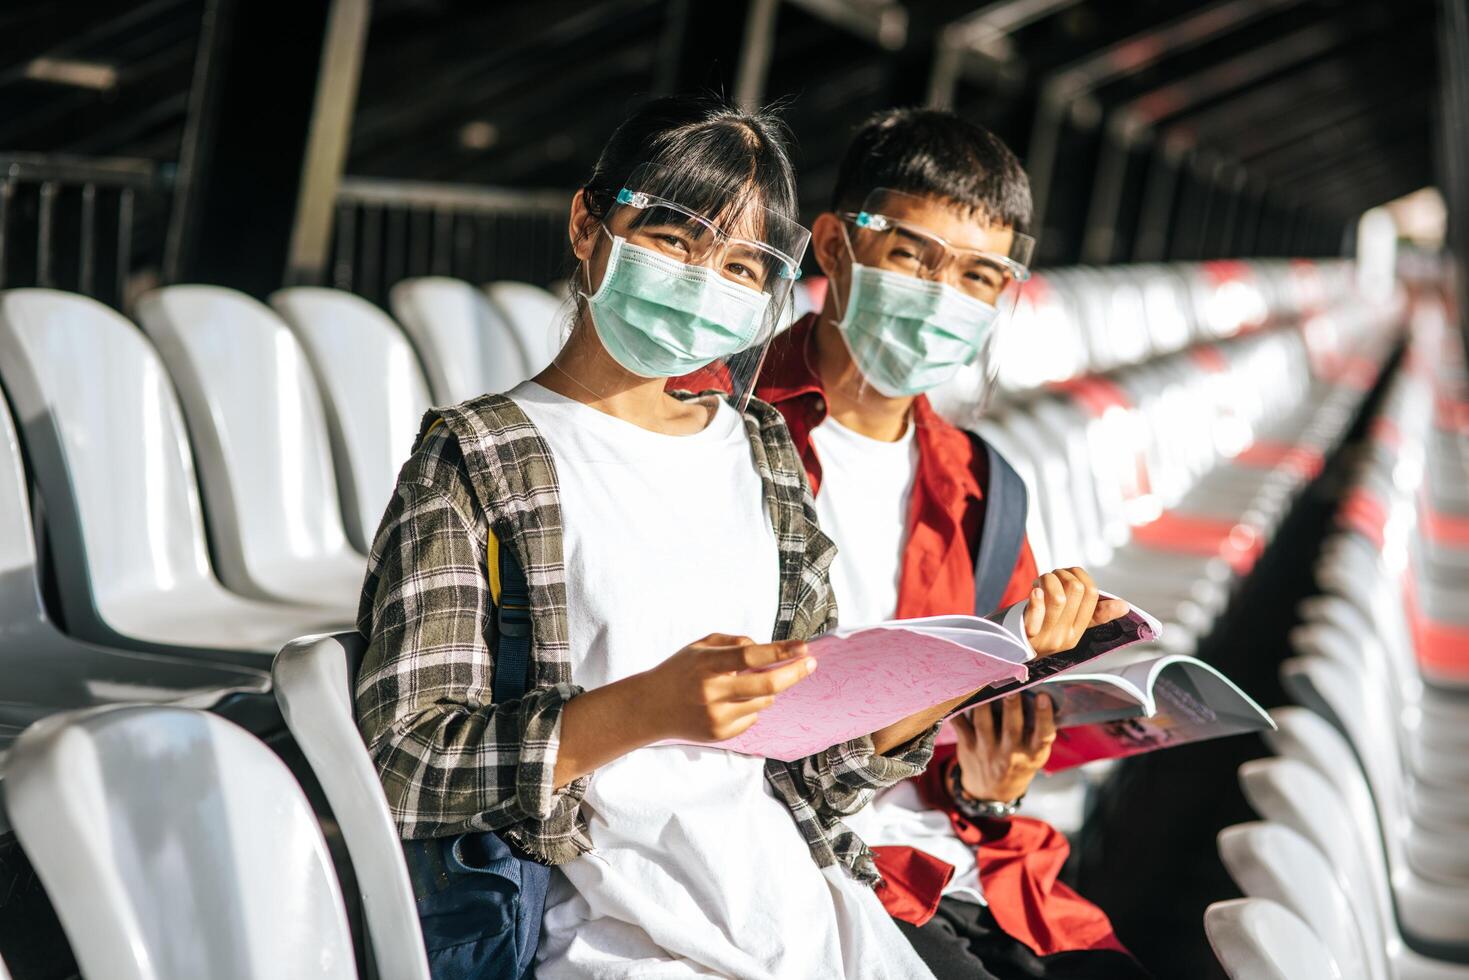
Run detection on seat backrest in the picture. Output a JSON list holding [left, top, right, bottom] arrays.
[[484, 280, 567, 377], [270, 288, 433, 552], [5, 705, 355, 980], [1236, 756, 1393, 965], [1277, 656, 1411, 873], [389, 277, 528, 403], [135, 286, 352, 592], [0, 289, 216, 634], [1204, 899, 1342, 980], [1217, 821, 1380, 979], [0, 375, 45, 630], [273, 631, 430, 980]]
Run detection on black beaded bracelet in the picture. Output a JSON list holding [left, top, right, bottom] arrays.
[[947, 761, 1023, 821]]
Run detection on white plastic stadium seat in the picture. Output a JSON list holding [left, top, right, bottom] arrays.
[[0, 289, 350, 661], [485, 280, 567, 376], [1204, 898, 1342, 980], [274, 632, 430, 980], [390, 276, 529, 403], [5, 705, 355, 980], [270, 287, 434, 552], [0, 388, 270, 781], [134, 286, 364, 617], [1217, 821, 1381, 979], [1238, 756, 1469, 957]]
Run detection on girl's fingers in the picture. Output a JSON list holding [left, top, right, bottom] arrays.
[[704, 638, 807, 674], [718, 658, 816, 699]]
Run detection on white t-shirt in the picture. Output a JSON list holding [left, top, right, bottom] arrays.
[[810, 413, 987, 905], [809, 416, 919, 627], [510, 382, 933, 980]]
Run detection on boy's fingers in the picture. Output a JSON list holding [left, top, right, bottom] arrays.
[[1001, 694, 1024, 746], [1023, 588, 1046, 636], [1091, 597, 1132, 626], [1032, 693, 1057, 747], [1039, 574, 1068, 634], [951, 713, 978, 752]]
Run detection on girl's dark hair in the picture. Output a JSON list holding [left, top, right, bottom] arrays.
[[831, 108, 1032, 234], [580, 94, 801, 256]]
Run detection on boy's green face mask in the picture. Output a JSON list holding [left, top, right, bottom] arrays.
[[831, 189, 1034, 404]]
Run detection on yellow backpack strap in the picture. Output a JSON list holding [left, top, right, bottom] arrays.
[[423, 416, 502, 605]]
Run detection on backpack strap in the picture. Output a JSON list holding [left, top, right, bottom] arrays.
[[970, 434, 1028, 616], [492, 541, 533, 703], [419, 413, 536, 704]]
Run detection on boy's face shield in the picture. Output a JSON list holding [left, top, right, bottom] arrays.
[[591, 164, 811, 407], [833, 189, 1035, 412], [840, 189, 1033, 306]]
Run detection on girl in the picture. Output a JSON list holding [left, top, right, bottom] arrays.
[[357, 96, 950, 979]]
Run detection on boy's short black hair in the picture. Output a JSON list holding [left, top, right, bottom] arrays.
[[831, 108, 1032, 235]]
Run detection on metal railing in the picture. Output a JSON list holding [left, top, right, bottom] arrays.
[[0, 154, 171, 311], [330, 176, 572, 307]]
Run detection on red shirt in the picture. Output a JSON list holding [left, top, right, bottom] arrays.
[[752, 315, 1128, 958], [753, 315, 1038, 618]]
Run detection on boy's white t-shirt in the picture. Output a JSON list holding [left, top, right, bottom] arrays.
[[509, 382, 933, 980], [810, 413, 988, 906]]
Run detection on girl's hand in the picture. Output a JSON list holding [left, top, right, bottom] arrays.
[[1023, 567, 1130, 656], [638, 633, 817, 742]]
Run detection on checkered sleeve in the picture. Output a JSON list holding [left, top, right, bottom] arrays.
[[354, 433, 590, 861], [776, 726, 940, 817]]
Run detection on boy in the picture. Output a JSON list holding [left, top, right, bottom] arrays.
[[753, 108, 1151, 979]]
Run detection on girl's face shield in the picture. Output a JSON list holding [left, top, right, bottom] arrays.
[[589, 164, 812, 408], [840, 188, 1034, 307]]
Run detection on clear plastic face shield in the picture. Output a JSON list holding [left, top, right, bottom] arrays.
[[832, 188, 1034, 408], [572, 163, 811, 409]]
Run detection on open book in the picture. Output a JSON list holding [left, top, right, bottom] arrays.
[[1026, 652, 1275, 772], [665, 597, 1161, 762]]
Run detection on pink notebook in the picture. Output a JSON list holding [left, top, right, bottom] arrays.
[[662, 615, 1031, 762], [664, 599, 1161, 763]]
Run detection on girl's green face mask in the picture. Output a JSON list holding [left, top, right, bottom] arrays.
[[584, 234, 771, 379]]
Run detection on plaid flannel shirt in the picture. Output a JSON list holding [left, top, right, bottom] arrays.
[[356, 391, 937, 880]]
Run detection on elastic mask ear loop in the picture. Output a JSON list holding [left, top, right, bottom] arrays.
[[577, 224, 616, 304], [829, 223, 861, 325]]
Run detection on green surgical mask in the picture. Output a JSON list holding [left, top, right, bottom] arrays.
[[584, 234, 770, 378], [836, 262, 1000, 398]]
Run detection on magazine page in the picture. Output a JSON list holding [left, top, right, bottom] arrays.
[[1041, 658, 1273, 772], [661, 619, 1031, 762]]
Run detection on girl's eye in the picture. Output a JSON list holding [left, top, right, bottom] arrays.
[[889, 247, 920, 264], [657, 233, 690, 252], [725, 262, 765, 286]]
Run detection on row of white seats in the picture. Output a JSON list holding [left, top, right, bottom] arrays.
[[953, 268, 1398, 832], [1205, 295, 1469, 979]]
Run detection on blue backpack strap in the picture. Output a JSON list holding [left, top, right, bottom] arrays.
[[493, 544, 533, 703], [970, 434, 1029, 617]]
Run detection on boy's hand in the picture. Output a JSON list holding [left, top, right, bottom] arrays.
[[952, 693, 1056, 803], [1022, 567, 1130, 656]]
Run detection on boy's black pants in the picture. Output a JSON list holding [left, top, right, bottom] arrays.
[[894, 897, 1153, 980]]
